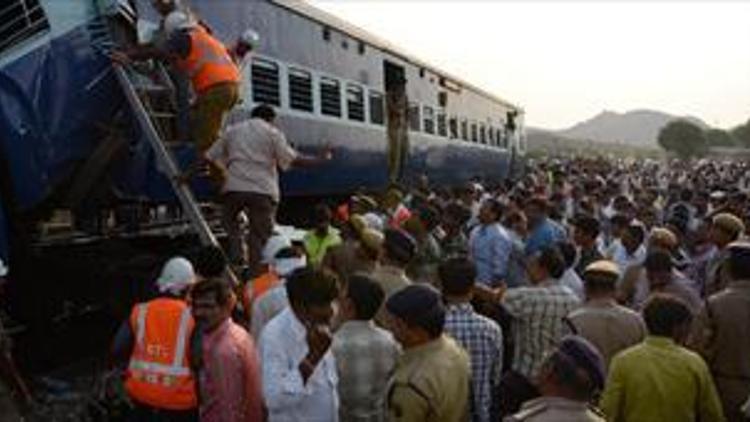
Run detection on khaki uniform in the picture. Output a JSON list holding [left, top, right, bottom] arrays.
[[694, 279, 750, 422], [567, 299, 646, 370], [505, 397, 605, 422], [705, 248, 731, 296], [388, 335, 470, 422], [373, 265, 412, 326], [323, 240, 377, 281]]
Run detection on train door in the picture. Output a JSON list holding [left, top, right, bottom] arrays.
[[384, 61, 408, 184]]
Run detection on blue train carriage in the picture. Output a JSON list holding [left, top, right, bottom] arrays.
[[0, 0, 198, 322], [206, 0, 528, 194]]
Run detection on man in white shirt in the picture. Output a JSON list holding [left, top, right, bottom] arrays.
[[610, 224, 647, 276], [259, 267, 340, 422], [250, 248, 307, 340], [205, 104, 331, 276]]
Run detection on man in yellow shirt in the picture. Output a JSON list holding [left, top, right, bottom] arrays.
[[304, 204, 342, 267], [600, 294, 725, 422]]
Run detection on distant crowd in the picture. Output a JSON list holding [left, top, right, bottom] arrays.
[[102, 154, 750, 422]]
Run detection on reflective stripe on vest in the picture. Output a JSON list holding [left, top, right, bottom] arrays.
[[128, 305, 191, 377], [178, 27, 239, 93], [125, 299, 197, 410]]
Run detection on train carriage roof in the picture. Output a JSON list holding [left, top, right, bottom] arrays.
[[271, 0, 524, 113]]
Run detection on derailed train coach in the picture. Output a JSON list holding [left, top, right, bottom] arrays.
[[0, 0, 524, 319]]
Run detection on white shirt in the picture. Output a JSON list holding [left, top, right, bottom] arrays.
[[610, 241, 646, 275], [251, 283, 289, 340], [206, 118, 297, 201], [559, 268, 585, 300], [260, 308, 339, 422]]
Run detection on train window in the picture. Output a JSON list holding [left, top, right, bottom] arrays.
[[471, 123, 478, 142], [369, 91, 385, 125], [437, 112, 447, 137], [499, 128, 508, 149], [288, 67, 313, 112], [322, 27, 331, 41], [449, 117, 458, 139], [409, 103, 421, 132], [488, 127, 495, 145], [480, 124, 486, 144], [358, 41, 366, 55], [346, 84, 365, 122], [0, 0, 50, 55], [423, 106, 435, 134], [251, 58, 281, 106], [320, 77, 341, 117], [461, 119, 468, 141]]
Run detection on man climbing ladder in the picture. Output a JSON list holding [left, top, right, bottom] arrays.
[[112, 11, 241, 180]]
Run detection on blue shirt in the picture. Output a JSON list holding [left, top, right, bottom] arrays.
[[469, 223, 512, 286], [525, 217, 566, 256]]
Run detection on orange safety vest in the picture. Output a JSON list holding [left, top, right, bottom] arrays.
[[125, 298, 197, 410], [242, 270, 280, 318], [176, 26, 240, 94]]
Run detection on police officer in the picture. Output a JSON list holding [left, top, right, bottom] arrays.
[[385, 284, 470, 422], [506, 336, 606, 422]]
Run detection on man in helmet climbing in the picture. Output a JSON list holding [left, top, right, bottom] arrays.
[[112, 7, 241, 182]]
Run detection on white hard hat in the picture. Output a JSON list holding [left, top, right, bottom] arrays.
[[157, 256, 196, 294], [163, 11, 195, 34], [240, 29, 260, 48], [261, 234, 292, 264], [0, 258, 7, 277]]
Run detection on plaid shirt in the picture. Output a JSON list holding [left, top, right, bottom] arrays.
[[503, 281, 581, 379], [444, 303, 503, 422], [332, 320, 400, 422]]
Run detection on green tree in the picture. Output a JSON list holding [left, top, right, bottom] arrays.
[[731, 119, 750, 148], [705, 128, 736, 147], [657, 120, 707, 158]]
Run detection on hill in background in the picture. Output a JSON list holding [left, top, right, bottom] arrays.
[[551, 109, 708, 147]]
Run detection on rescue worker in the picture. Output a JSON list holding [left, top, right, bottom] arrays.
[[229, 29, 260, 65], [112, 11, 241, 180], [111, 256, 198, 421]]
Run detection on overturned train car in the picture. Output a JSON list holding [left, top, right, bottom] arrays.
[[0, 0, 525, 322]]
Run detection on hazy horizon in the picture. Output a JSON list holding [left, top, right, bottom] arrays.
[[312, 1, 750, 131]]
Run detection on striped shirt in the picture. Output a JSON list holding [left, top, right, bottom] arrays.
[[444, 303, 503, 422], [502, 281, 581, 379], [332, 320, 400, 422]]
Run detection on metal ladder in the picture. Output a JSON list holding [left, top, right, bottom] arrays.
[[112, 63, 219, 248]]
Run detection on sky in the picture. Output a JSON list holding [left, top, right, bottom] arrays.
[[311, 1, 750, 130]]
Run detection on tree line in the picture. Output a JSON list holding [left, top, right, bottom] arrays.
[[658, 118, 750, 158]]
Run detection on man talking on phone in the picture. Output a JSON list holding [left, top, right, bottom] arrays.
[[259, 267, 340, 422]]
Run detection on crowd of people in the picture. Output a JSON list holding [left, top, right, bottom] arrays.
[[107, 150, 750, 422], [15, 0, 748, 421]]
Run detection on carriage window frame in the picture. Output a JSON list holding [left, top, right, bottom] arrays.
[[471, 122, 478, 143], [319, 76, 341, 117], [288, 67, 313, 113], [460, 119, 468, 141], [437, 111, 447, 138], [346, 83, 365, 122], [251, 58, 281, 107], [0, 0, 50, 55], [423, 106, 435, 135], [449, 117, 458, 139], [368, 91, 385, 125], [409, 103, 421, 132]]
